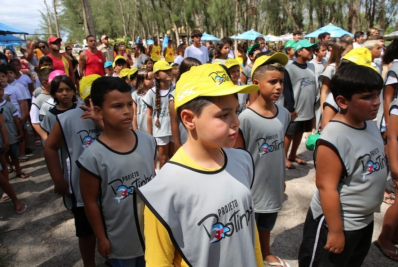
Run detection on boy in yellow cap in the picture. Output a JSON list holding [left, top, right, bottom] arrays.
[[136, 63, 263, 266], [113, 56, 128, 77], [235, 53, 292, 267], [225, 58, 248, 114], [44, 74, 103, 266]]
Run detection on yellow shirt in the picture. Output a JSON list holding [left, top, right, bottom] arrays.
[[165, 46, 175, 63], [144, 147, 263, 267], [150, 44, 162, 61]]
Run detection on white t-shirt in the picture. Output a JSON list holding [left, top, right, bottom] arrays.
[[184, 45, 209, 64], [10, 80, 29, 100], [16, 74, 32, 99], [174, 55, 184, 65], [4, 84, 24, 118], [353, 42, 362, 48]]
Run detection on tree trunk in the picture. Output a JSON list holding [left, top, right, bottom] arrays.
[[161, 0, 180, 45], [194, 11, 203, 32], [44, 0, 53, 35], [307, 0, 314, 33], [282, 0, 300, 30], [52, 0, 60, 37], [348, 0, 359, 33], [81, 0, 95, 36]]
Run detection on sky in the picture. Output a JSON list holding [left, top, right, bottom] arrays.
[[1, 1, 47, 35]]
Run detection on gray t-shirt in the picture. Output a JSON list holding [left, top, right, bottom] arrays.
[[285, 63, 317, 121], [32, 87, 43, 98], [323, 93, 339, 112], [77, 130, 156, 259], [142, 86, 173, 138], [131, 91, 148, 133], [319, 63, 335, 85], [39, 97, 56, 121], [311, 120, 387, 230], [184, 45, 209, 64], [58, 107, 102, 207], [242, 65, 253, 85], [0, 100, 19, 145], [212, 58, 227, 64], [169, 91, 188, 145], [239, 105, 291, 212], [134, 53, 148, 69]]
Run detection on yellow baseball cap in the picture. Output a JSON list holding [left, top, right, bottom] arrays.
[[120, 68, 139, 79], [130, 68, 138, 76], [174, 64, 259, 110], [224, 58, 240, 69], [153, 60, 174, 73], [251, 52, 289, 78], [79, 74, 101, 100], [113, 55, 126, 67], [342, 47, 377, 71]]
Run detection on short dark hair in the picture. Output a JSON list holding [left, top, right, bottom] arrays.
[[293, 30, 302, 36], [86, 35, 95, 41], [8, 58, 20, 65], [221, 37, 233, 46], [91, 76, 131, 107], [0, 65, 6, 76], [6, 65, 16, 74], [50, 75, 77, 103], [354, 31, 364, 40], [383, 37, 398, 65], [115, 58, 127, 66], [191, 30, 202, 38], [318, 32, 331, 40], [340, 34, 352, 42], [255, 36, 265, 43], [331, 63, 383, 102], [314, 41, 327, 52], [39, 55, 53, 66], [38, 67, 53, 82], [176, 57, 201, 82]]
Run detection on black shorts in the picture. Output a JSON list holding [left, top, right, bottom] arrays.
[[71, 206, 94, 237], [298, 208, 373, 267], [286, 119, 312, 136], [8, 143, 20, 160], [255, 212, 278, 231]]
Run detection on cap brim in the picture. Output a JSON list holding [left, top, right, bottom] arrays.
[[154, 66, 174, 73], [201, 84, 259, 98], [267, 53, 289, 66]]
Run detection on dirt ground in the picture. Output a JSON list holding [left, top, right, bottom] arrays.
[[0, 134, 392, 266]]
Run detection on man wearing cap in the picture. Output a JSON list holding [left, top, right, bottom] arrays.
[[283, 39, 317, 169], [47, 37, 75, 83], [184, 30, 209, 64], [79, 35, 105, 77], [98, 34, 114, 62], [147, 36, 162, 62]]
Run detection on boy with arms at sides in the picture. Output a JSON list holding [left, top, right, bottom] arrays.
[[235, 53, 291, 267], [44, 74, 103, 267], [283, 40, 317, 169], [298, 61, 387, 266], [77, 77, 156, 267], [135, 64, 263, 266]]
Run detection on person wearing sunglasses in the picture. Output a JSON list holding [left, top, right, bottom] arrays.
[[47, 37, 75, 83], [36, 41, 50, 59]]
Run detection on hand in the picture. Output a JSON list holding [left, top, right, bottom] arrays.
[[80, 99, 99, 121], [290, 111, 298, 121], [16, 134, 24, 141], [97, 237, 111, 259], [324, 230, 345, 254], [2, 143, 9, 154], [53, 179, 69, 196]]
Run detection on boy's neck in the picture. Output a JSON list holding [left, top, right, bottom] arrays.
[[101, 127, 136, 152], [183, 139, 225, 169], [42, 85, 50, 93], [287, 54, 294, 59], [334, 113, 365, 129], [314, 55, 323, 62], [252, 96, 277, 115], [296, 57, 307, 64]]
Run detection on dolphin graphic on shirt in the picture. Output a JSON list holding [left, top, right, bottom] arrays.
[[210, 223, 230, 244], [361, 160, 379, 180], [114, 185, 133, 203]]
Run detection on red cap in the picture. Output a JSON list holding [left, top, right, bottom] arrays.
[[47, 37, 62, 44]]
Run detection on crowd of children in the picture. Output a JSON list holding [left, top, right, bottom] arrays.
[[1, 28, 398, 266]]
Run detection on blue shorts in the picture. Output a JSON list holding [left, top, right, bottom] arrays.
[[255, 212, 278, 231], [110, 256, 145, 267]]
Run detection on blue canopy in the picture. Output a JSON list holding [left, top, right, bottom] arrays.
[[162, 35, 169, 50], [305, 23, 354, 38], [0, 22, 28, 35], [232, 29, 270, 41], [147, 39, 154, 45], [201, 32, 220, 41], [0, 35, 25, 46]]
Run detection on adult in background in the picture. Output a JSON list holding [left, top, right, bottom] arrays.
[[255, 36, 267, 52], [163, 39, 175, 64], [147, 36, 162, 62], [65, 46, 80, 87], [353, 31, 365, 48], [36, 40, 50, 59], [206, 41, 214, 62], [79, 35, 105, 77], [118, 44, 133, 66], [133, 43, 148, 69], [184, 30, 209, 64], [98, 34, 114, 62], [367, 27, 380, 38], [47, 37, 75, 83], [113, 43, 120, 59], [293, 30, 303, 41], [318, 32, 331, 43]]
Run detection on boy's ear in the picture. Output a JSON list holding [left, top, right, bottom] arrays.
[[252, 79, 259, 85], [180, 109, 195, 130], [336, 95, 349, 111], [93, 106, 103, 120]]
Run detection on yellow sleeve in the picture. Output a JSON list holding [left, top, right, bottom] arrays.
[[144, 207, 189, 267], [254, 223, 263, 267]]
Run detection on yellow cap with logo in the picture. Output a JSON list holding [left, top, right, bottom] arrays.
[[113, 55, 127, 67], [251, 52, 289, 79], [153, 60, 174, 73], [174, 64, 259, 110], [120, 68, 139, 79], [342, 47, 377, 71], [79, 74, 101, 100], [224, 58, 240, 69]]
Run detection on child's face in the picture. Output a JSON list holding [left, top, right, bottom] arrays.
[[6, 71, 15, 83], [105, 66, 114, 75], [340, 90, 381, 121], [254, 70, 284, 102], [287, 48, 295, 57], [229, 65, 240, 85], [156, 70, 172, 82], [9, 61, 21, 72], [55, 82, 74, 106], [96, 90, 133, 130], [146, 61, 154, 69], [370, 45, 382, 59], [191, 94, 240, 149], [171, 67, 179, 78], [316, 46, 327, 59], [114, 64, 124, 74], [221, 44, 230, 57], [298, 48, 313, 61], [144, 72, 155, 88], [0, 73, 8, 87]]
